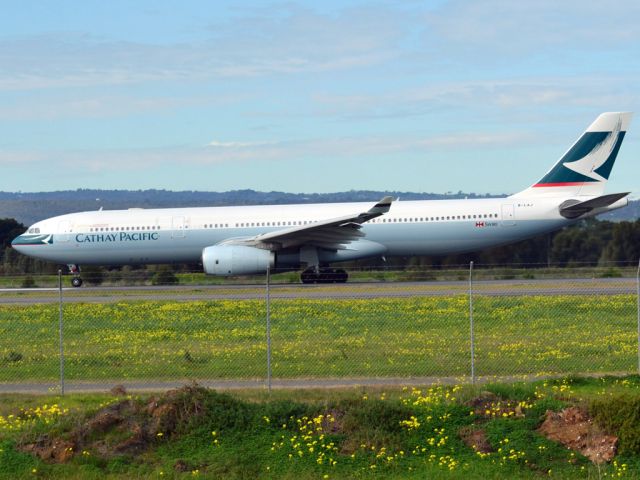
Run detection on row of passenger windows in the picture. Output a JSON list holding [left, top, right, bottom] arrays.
[[85, 213, 500, 232], [230, 220, 312, 228], [89, 225, 160, 232], [207, 213, 499, 229], [370, 213, 498, 223]]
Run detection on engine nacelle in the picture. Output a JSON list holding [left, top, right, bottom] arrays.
[[202, 245, 274, 276]]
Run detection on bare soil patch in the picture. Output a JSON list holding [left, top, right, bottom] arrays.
[[20, 384, 208, 463], [537, 406, 617, 464], [459, 425, 492, 453]]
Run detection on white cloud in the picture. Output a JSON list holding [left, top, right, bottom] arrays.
[[0, 93, 235, 121], [0, 6, 405, 91], [207, 140, 276, 148], [0, 131, 529, 172], [425, 0, 640, 57], [312, 76, 640, 120]]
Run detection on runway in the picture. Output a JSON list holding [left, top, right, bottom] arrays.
[[0, 277, 635, 304]]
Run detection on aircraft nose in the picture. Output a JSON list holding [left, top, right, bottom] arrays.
[[11, 234, 36, 253], [11, 235, 24, 251]]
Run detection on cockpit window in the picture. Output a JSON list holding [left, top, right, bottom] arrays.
[[28, 228, 41, 234]]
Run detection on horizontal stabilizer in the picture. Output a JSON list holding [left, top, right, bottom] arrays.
[[559, 192, 630, 219]]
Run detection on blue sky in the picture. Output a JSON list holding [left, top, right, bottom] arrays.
[[0, 0, 638, 195]]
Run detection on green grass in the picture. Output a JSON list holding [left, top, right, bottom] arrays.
[[0, 265, 637, 288], [2, 377, 640, 479], [0, 294, 636, 382]]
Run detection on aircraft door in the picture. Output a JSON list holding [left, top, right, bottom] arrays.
[[501, 204, 516, 226], [58, 220, 71, 242], [172, 216, 186, 238]]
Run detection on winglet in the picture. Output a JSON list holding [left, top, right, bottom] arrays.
[[355, 196, 394, 224], [367, 196, 394, 215]]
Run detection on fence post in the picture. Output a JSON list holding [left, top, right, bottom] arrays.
[[637, 260, 640, 375], [469, 261, 475, 385], [58, 269, 65, 396], [266, 266, 272, 393]]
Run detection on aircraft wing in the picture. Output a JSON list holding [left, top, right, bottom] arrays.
[[228, 196, 393, 250]]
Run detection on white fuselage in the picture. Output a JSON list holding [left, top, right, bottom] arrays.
[[11, 195, 622, 268]]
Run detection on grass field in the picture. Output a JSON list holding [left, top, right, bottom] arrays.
[[2, 376, 640, 479], [0, 294, 636, 383]]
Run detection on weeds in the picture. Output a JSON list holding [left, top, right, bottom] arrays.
[[2, 377, 640, 478]]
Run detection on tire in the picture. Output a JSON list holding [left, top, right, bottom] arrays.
[[335, 269, 348, 283], [71, 277, 83, 288], [300, 270, 317, 284]]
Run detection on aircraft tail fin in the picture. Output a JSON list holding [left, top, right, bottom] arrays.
[[512, 112, 633, 198]]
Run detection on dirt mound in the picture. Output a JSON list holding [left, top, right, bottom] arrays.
[[21, 384, 209, 463], [538, 407, 617, 464], [22, 437, 75, 463], [459, 426, 492, 453]]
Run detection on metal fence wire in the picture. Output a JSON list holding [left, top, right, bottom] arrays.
[[0, 263, 639, 393]]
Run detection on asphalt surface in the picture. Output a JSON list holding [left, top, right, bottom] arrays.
[[0, 277, 636, 304]]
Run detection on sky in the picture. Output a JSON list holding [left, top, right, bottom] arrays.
[[0, 0, 638, 195]]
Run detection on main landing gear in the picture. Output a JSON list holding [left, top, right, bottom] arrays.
[[67, 264, 83, 288], [300, 267, 348, 284]]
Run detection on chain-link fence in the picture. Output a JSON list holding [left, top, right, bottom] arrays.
[[1, 263, 639, 393]]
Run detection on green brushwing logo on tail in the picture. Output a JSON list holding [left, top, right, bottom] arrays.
[[534, 124, 626, 187]]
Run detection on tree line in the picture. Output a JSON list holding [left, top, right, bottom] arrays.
[[2, 217, 640, 276]]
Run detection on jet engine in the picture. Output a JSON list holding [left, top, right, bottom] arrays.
[[202, 245, 274, 276]]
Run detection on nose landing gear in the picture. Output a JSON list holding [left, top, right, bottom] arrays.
[[67, 264, 83, 288]]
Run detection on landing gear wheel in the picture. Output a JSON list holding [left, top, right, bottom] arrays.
[[300, 269, 317, 284], [71, 277, 83, 288], [335, 269, 348, 283]]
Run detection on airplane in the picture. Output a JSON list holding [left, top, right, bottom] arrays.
[[11, 112, 633, 287]]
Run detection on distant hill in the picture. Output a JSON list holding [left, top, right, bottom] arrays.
[[0, 189, 636, 226]]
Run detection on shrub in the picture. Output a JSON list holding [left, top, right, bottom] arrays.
[[20, 276, 36, 288], [82, 266, 106, 286], [151, 267, 179, 286], [5, 351, 23, 363], [598, 267, 623, 278], [590, 395, 640, 455]]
